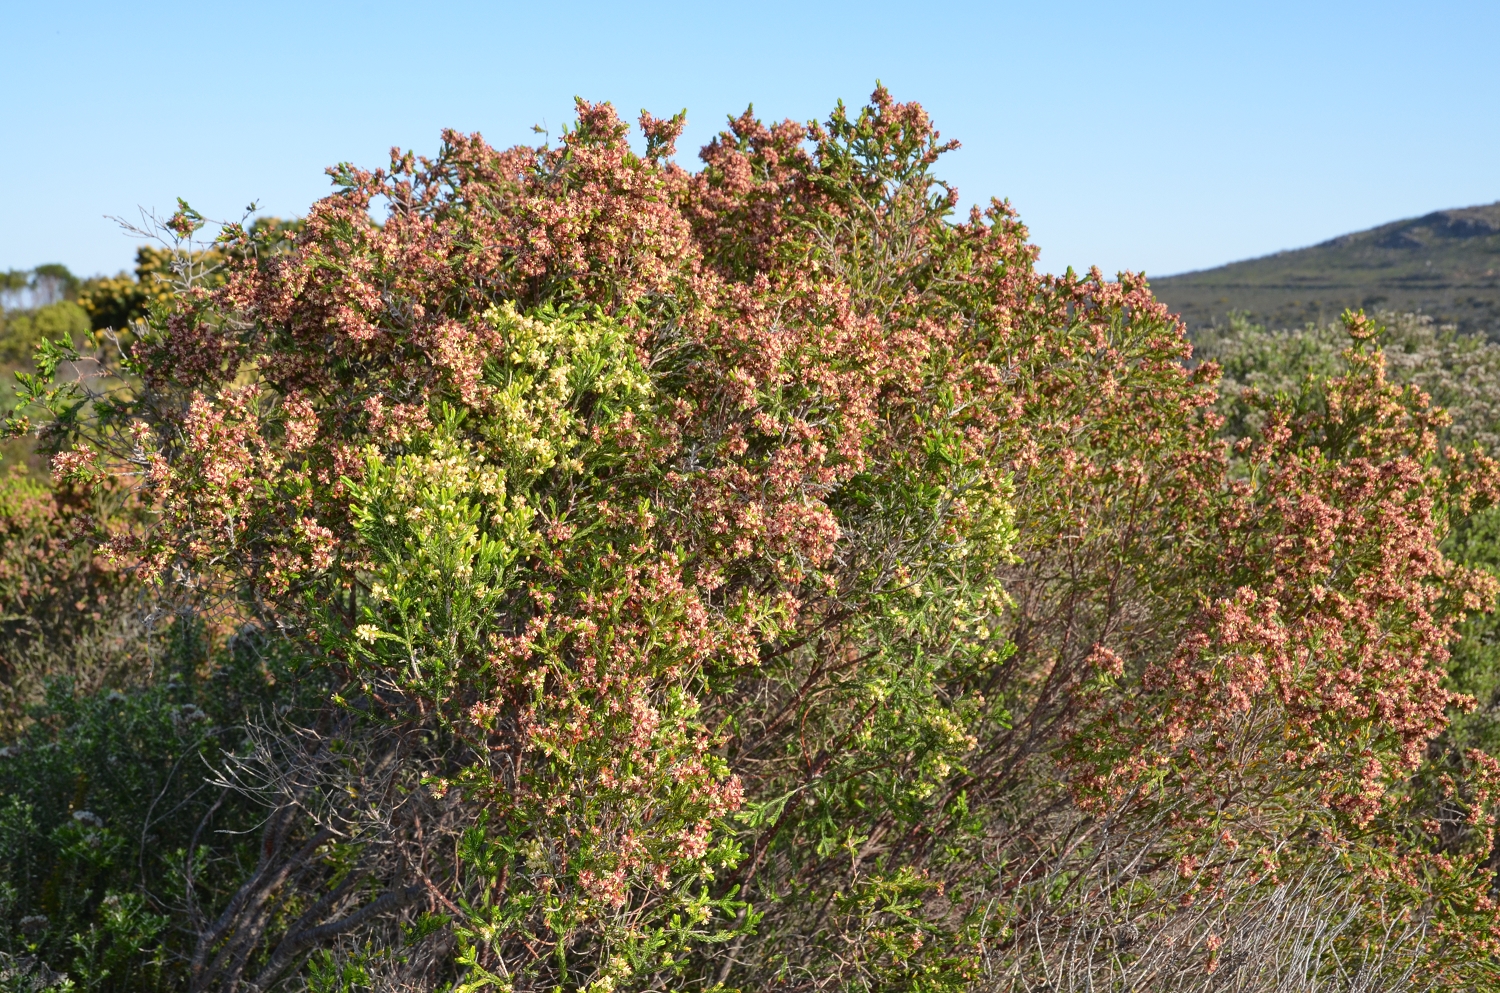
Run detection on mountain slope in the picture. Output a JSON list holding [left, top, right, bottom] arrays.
[[1150, 201, 1500, 337]]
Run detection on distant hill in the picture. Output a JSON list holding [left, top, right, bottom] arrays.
[[1150, 201, 1500, 338]]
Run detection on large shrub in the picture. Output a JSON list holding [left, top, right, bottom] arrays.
[[13, 91, 1500, 992], [1197, 310, 1500, 821]]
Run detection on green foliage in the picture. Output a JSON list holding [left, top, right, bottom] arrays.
[[1, 267, 79, 311], [0, 305, 89, 368], [0, 620, 312, 992], [1446, 504, 1500, 757]]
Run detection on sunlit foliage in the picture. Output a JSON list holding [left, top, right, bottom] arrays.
[[3, 92, 1500, 993]]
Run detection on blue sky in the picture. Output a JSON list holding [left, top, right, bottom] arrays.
[[3, 0, 1497, 280]]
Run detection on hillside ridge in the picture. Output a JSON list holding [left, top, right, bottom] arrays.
[[1151, 200, 1500, 337]]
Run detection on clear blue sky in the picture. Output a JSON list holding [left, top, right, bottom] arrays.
[[3, 0, 1497, 281]]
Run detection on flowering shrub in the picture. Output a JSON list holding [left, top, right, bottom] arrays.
[[1197, 309, 1500, 454], [1197, 311, 1500, 771], [75, 217, 305, 337], [14, 91, 1500, 992]]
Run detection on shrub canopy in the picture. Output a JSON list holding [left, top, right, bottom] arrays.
[[10, 90, 1500, 993]]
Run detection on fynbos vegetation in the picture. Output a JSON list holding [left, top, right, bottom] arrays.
[[4, 90, 1500, 993]]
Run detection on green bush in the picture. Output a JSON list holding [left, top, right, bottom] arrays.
[[0, 305, 89, 369], [0, 622, 310, 992]]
